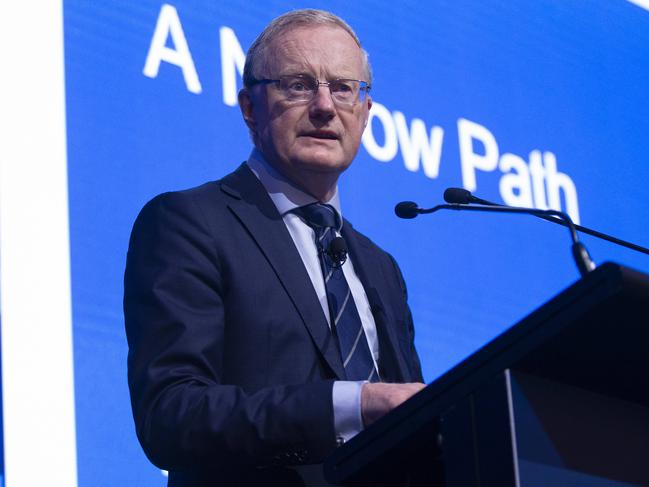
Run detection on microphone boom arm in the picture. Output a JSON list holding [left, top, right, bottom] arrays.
[[422, 204, 576, 241], [418, 203, 596, 276], [442, 188, 649, 257]]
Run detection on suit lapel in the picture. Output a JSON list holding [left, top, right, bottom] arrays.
[[220, 165, 345, 379], [342, 222, 410, 382]]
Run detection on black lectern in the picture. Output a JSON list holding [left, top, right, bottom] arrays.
[[324, 262, 649, 486]]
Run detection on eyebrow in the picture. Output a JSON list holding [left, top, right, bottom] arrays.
[[277, 62, 358, 80], [278, 72, 360, 81]]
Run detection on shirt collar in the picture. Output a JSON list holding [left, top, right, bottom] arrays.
[[246, 148, 343, 219]]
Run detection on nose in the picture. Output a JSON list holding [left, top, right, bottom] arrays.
[[308, 84, 336, 120]]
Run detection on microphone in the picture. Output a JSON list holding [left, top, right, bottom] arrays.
[[443, 187, 494, 206], [327, 236, 348, 267], [394, 201, 420, 219]]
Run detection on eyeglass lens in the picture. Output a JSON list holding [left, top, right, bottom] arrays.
[[278, 76, 367, 104]]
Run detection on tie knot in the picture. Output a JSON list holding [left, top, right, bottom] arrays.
[[294, 203, 341, 231]]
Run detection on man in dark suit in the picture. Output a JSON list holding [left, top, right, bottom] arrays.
[[124, 9, 425, 486]]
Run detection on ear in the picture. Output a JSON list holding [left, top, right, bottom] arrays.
[[363, 96, 373, 128], [238, 88, 257, 134]]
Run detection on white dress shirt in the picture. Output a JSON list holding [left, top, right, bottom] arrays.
[[246, 148, 378, 442]]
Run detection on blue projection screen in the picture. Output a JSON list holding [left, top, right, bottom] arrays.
[[5, 1, 649, 485]]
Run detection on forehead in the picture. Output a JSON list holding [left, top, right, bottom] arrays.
[[264, 25, 365, 79]]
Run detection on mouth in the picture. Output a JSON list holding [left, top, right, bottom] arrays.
[[300, 130, 340, 140]]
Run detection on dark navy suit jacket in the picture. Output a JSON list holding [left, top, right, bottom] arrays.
[[124, 164, 423, 486]]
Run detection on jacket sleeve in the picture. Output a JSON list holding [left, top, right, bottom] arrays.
[[389, 253, 424, 383], [123, 191, 337, 471]]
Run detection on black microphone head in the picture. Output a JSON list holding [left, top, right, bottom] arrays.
[[328, 236, 348, 267], [395, 201, 420, 219], [444, 187, 473, 204]]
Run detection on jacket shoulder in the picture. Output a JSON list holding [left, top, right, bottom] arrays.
[[133, 163, 254, 224]]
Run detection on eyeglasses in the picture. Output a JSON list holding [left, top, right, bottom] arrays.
[[250, 75, 371, 106]]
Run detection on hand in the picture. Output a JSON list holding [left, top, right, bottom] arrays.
[[360, 382, 426, 427]]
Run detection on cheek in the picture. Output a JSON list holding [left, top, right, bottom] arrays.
[[268, 126, 296, 154], [344, 119, 367, 149], [268, 113, 300, 146], [347, 108, 368, 132]]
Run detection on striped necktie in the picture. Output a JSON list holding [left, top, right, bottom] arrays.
[[293, 203, 379, 382]]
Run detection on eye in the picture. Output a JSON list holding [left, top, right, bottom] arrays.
[[283, 76, 316, 93], [288, 80, 307, 91], [331, 80, 355, 94]]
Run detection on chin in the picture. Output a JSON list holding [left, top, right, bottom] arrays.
[[291, 146, 349, 171], [296, 155, 350, 174]]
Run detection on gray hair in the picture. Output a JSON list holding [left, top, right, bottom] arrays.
[[242, 9, 372, 88]]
